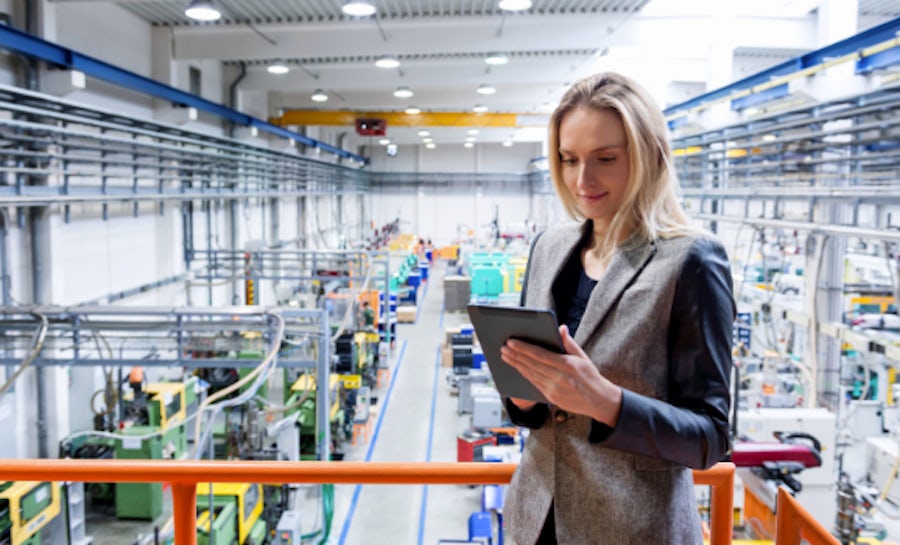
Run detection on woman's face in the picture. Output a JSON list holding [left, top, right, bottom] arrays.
[[558, 106, 631, 229]]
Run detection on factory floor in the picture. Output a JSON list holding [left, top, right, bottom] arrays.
[[328, 261, 489, 545], [83, 261, 491, 545]]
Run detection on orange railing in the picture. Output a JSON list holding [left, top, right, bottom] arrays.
[[0, 459, 740, 544], [775, 487, 840, 545]]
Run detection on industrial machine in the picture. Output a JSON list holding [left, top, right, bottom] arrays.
[[196, 483, 266, 545], [0, 481, 61, 545], [286, 374, 351, 460]]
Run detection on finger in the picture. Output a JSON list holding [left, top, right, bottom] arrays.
[[505, 339, 568, 368], [559, 324, 587, 358]]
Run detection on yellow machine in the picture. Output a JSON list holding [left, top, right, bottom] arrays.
[[0, 481, 61, 545], [291, 374, 342, 421], [145, 382, 187, 429], [196, 483, 264, 545]]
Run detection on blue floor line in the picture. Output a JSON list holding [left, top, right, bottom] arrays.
[[336, 339, 409, 545], [413, 279, 429, 324], [416, 344, 443, 545]]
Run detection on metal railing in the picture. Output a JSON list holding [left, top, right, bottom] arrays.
[[0, 459, 745, 545], [775, 487, 840, 545]]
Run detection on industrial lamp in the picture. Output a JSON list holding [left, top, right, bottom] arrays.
[[375, 55, 400, 69], [185, 0, 222, 21], [342, 1, 376, 16], [498, 0, 532, 10], [393, 86, 413, 98], [477, 84, 496, 95], [267, 60, 290, 75], [311, 89, 329, 102], [485, 53, 509, 65]]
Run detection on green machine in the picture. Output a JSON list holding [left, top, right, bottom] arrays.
[[286, 375, 347, 460], [196, 483, 266, 545], [0, 481, 61, 545], [115, 381, 189, 520]]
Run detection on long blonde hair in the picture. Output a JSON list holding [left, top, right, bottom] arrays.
[[548, 72, 699, 247]]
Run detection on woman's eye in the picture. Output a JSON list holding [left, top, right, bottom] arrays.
[[598, 156, 615, 163], [561, 158, 577, 165]]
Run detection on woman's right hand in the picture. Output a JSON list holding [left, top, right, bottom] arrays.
[[508, 397, 537, 411]]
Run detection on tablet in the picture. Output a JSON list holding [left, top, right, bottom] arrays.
[[466, 304, 564, 403]]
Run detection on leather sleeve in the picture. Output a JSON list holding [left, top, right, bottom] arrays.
[[591, 237, 735, 469], [505, 398, 550, 428]]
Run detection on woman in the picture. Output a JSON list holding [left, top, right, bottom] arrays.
[[500, 72, 735, 544]]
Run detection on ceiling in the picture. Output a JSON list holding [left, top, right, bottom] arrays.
[[53, 0, 900, 146]]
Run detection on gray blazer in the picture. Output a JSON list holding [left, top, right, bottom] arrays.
[[505, 222, 734, 545]]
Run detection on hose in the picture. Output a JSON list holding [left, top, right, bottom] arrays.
[[0, 310, 48, 399]]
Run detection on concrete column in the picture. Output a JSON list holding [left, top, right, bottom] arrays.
[[817, 0, 858, 47]]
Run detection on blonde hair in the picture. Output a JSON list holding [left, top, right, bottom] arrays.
[[548, 72, 700, 247]]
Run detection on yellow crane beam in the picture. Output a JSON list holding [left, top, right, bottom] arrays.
[[270, 110, 547, 128]]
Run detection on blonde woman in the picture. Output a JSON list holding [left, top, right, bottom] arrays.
[[500, 72, 735, 544]]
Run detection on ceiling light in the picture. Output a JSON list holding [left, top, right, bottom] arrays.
[[378, 138, 391, 145], [342, 0, 376, 16], [502, 140, 513, 147], [185, 0, 221, 21], [267, 60, 290, 75], [467, 129, 480, 135], [473, 104, 489, 113], [417, 130, 430, 137], [405, 106, 421, 115], [498, 0, 532, 11], [423, 137, 433, 143], [464, 142, 474, 148], [425, 142, 436, 149], [465, 136, 476, 142], [762, 134, 777, 142], [375, 55, 400, 69], [477, 84, 496, 95], [310, 89, 328, 102], [485, 53, 509, 66], [393, 86, 413, 98]]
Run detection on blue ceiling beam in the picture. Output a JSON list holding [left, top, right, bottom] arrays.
[[665, 16, 900, 117], [856, 45, 900, 74], [0, 23, 367, 164]]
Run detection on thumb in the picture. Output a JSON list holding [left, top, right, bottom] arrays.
[[559, 324, 583, 355]]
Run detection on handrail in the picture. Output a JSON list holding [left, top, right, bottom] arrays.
[[775, 487, 840, 545], [0, 459, 733, 545]]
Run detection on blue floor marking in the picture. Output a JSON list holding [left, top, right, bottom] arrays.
[[416, 344, 442, 545], [337, 338, 409, 545]]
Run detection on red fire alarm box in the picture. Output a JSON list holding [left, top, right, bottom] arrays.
[[356, 118, 387, 136]]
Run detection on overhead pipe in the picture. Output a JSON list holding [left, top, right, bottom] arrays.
[[227, 61, 246, 138], [0, 24, 367, 164]]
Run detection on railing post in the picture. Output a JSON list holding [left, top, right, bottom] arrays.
[[693, 462, 735, 545], [775, 487, 840, 545], [172, 483, 197, 545]]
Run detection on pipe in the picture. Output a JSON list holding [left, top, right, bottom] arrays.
[[227, 62, 246, 138]]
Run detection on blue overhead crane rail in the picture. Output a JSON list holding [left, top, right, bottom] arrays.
[[0, 23, 368, 165], [664, 15, 900, 119]]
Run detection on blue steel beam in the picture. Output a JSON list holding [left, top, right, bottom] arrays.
[[0, 23, 367, 164], [730, 83, 789, 111], [665, 16, 900, 117], [856, 45, 900, 74]]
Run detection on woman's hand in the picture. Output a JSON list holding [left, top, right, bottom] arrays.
[[500, 324, 623, 427]]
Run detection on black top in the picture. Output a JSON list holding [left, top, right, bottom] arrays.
[[552, 248, 598, 336]]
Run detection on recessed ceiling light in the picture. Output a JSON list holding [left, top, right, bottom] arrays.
[[378, 138, 391, 145], [762, 134, 777, 142], [393, 86, 413, 98], [467, 129, 480, 135], [465, 136, 476, 142], [477, 84, 496, 95], [485, 53, 509, 66], [423, 137, 433, 143], [185, 0, 221, 21], [405, 106, 421, 115], [473, 104, 489, 113], [375, 55, 400, 69], [267, 60, 290, 75], [502, 140, 513, 147], [342, 0, 376, 16], [498, 0, 532, 11], [310, 89, 328, 102], [464, 142, 474, 148], [417, 130, 430, 137], [425, 142, 436, 149]]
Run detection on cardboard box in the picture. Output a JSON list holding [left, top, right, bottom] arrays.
[[441, 345, 453, 367], [397, 305, 417, 323]]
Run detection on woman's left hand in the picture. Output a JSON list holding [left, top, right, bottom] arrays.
[[500, 324, 623, 427]]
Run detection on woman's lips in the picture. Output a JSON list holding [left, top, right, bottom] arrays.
[[580, 192, 608, 202]]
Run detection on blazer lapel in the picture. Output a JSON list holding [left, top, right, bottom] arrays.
[[531, 226, 585, 314], [573, 239, 658, 346]]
